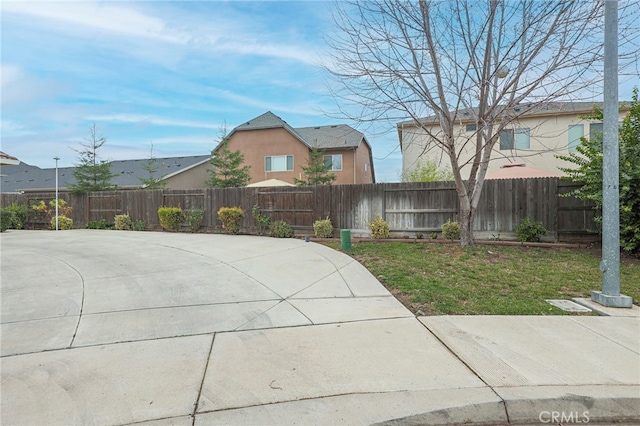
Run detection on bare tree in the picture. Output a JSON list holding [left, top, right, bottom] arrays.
[[326, 0, 639, 246]]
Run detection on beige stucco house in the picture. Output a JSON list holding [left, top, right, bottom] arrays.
[[221, 111, 375, 185], [398, 102, 628, 178]]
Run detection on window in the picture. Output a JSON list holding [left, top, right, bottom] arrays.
[[265, 155, 293, 172], [323, 154, 343, 171], [590, 122, 603, 139], [568, 124, 584, 153], [466, 124, 477, 132], [499, 128, 530, 150]]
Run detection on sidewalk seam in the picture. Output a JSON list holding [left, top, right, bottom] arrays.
[[192, 333, 216, 426], [416, 318, 511, 424]]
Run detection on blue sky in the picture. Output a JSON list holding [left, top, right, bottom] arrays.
[[1, 0, 404, 182], [1, 1, 638, 184]]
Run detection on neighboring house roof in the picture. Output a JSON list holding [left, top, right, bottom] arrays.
[[0, 155, 211, 193], [397, 101, 630, 127], [0, 151, 20, 166], [485, 163, 563, 180], [222, 111, 368, 151]]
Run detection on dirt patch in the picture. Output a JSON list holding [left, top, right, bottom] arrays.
[[388, 287, 437, 316]]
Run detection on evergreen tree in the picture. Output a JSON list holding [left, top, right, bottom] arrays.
[[207, 136, 251, 188], [294, 147, 337, 186], [139, 145, 167, 190], [557, 87, 640, 253], [68, 123, 117, 194]]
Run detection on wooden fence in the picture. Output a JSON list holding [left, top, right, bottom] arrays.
[[0, 178, 597, 241]]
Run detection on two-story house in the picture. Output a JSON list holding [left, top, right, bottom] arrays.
[[220, 112, 375, 185], [398, 102, 628, 178]]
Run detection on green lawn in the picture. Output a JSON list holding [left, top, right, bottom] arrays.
[[323, 241, 640, 315]]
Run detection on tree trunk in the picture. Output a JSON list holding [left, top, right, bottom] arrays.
[[459, 206, 475, 247]]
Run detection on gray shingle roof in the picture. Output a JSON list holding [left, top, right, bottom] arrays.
[[0, 155, 211, 193], [397, 101, 629, 126], [295, 125, 363, 149], [226, 111, 366, 150]]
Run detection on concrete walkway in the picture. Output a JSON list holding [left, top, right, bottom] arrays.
[[1, 230, 638, 425]]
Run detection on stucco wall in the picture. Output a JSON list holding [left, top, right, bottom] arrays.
[[400, 111, 626, 177], [226, 128, 375, 185], [164, 160, 212, 189]]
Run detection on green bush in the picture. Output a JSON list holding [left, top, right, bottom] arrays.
[[158, 207, 183, 231], [114, 214, 132, 230], [0, 209, 16, 232], [87, 219, 109, 229], [252, 205, 271, 236], [313, 217, 333, 238], [217, 207, 244, 234], [51, 215, 73, 230], [186, 209, 205, 233], [415, 232, 424, 239], [270, 220, 294, 238], [4, 203, 30, 229], [442, 220, 461, 240], [515, 218, 548, 242], [132, 220, 146, 231], [368, 214, 390, 239]]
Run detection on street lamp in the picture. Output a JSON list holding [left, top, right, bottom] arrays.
[[54, 157, 60, 231]]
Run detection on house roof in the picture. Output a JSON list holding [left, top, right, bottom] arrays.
[[0, 151, 20, 166], [397, 101, 630, 127], [0, 155, 211, 193], [224, 111, 367, 150]]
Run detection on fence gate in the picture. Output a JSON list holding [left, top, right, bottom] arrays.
[[257, 189, 315, 232], [88, 193, 123, 223]]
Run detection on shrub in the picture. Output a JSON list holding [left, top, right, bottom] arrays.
[[4, 203, 30, 229], [114, 214, 132, 230], [270, 220, 294, 238], [51, 215, 73, 230], [158, 207, 183, 231], [0, 209, 16, 232], [442, 220, 461, 240], [132, 220, 146, 231], [415, 232, 424, 239], [186, 209, 205, 233], [217, 207, 244, 234], [515, 218, 548, 242], [87, 219, 109, 229], [252, 205, 271, 236], [368, 214, 390, 239], [313, 217, 333, 238]]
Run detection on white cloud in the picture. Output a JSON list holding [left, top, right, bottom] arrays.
[[1, 1, 190, 44], [0, 119, 37, 137], [85, 114, 220, 130]]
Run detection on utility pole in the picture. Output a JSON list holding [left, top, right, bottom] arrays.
[[54, 157, 60, 231], [591, 0, 632, 308]]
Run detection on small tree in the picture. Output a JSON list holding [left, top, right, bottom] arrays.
[[402, 159, 454, 182], [139, 145, 167, 190], [207, 133, 251, 188], [557, 88, 640, 253], [68, 123, 117, 194], [294, 147, 337, 186]]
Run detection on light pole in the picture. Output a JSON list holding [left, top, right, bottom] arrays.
[[54, 157, 60, 231], [591, 0, 632, 308]]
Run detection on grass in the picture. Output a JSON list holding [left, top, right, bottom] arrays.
[[322, 241, 640, 315]]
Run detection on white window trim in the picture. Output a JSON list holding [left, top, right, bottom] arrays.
[[323, 154, 343, 171], [265, 155, 294, 172]]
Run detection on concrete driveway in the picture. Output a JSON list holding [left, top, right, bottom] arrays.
[[1, 230, 639, 425]]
